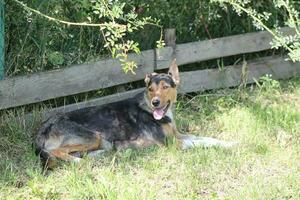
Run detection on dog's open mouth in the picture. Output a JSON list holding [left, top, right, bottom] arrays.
[[153, 101, 170, 120]]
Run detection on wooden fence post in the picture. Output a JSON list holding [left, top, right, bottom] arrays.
[[2, 27, 299, 111], [164, 28, 176, 49], [163, 28, 177, 119], [155, 28, 176, 70]]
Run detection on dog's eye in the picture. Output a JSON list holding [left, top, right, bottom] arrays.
[[163, 85, 169, 89], [148, 87, 153, 92]]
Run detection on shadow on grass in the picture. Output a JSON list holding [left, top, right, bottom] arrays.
[[0, 110, 164, 188], [1, 76, 299, 196], [0, 111, 43, 187]]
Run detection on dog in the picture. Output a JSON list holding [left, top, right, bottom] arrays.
[[35, 59, 236, 169]]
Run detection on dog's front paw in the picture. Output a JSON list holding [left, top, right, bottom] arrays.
[[72, 157, 82, 163], [87, 150, 106, 158], [220, 140, 239, 148], [180, 135, 239, 149], [181, 137, 197, 150]]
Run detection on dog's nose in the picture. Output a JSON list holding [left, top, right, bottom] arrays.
[[151, 99, 160, 107]]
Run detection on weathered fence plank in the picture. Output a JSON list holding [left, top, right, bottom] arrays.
[[0, 50, 154, 110], [45, 56, 300, 118], [46, 88, 144, 118], [0, 28, 297, 110], [180, 56, 300, 93], [156, 27, 295, 69]]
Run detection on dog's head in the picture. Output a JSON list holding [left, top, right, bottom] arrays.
[[144, 59, 180, 120]]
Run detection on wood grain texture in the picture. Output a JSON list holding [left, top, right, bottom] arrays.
[[156, 28, 176, 70], [179, 56, 300, 93], [45, 88, 145, 118], [45, 56, 300, 119], [0, 50, 154, 110], [156, 46, 173, 70], [164, 28, 176, 47], [0, 28, 297, 110], [156, 27, 295, 69]]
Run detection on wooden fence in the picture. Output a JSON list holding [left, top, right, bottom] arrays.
[[0, 27, 300, 116]]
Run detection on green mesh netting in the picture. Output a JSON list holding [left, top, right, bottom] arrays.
[[0, 0, 4, 79]]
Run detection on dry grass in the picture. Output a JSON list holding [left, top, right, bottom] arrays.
[[0, 76, 299, 200]]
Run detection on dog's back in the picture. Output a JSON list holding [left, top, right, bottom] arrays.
[[35, 92, 172, 168], [35, 59, 237, 169], [61, 92, 171, 143]]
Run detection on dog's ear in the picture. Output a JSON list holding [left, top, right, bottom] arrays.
[[168, 58, 180, 85], [144, 72, 157, 86], [144, 74, 151, 86]]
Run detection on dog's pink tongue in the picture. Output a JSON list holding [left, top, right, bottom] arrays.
[[153, 108, 164, 120]]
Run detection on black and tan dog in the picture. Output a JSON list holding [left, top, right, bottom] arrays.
[[35, 59, 236, 168]]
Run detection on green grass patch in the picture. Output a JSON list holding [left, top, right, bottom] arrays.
[[1, 76, 300, 199]]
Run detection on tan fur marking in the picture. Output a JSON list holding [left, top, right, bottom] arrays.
[[115, 136, 163, 150], [50, 148, 77, 162], [49, 134, 101, 163], [162, 123, 187, 148], [147, 80, 177, 108], [168, 59, 180, 85], [45, 158, 58, 169], [162, 123, 175, 137]]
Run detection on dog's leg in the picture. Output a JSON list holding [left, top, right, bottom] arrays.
[[86, 139, 113, 158], [178, 134, 238, 150], [167, 124, 237, 149], [49, 133, 104, 163], [50, 147, 82, 163], [114, 136, 161, 151], [86, 150, 106, 158]]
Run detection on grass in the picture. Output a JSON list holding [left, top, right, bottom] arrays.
[[0, 76, 300, 200]]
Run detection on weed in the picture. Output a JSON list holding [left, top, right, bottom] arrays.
[[0, 76, 299, 199], [254, 74, 281, 93]]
